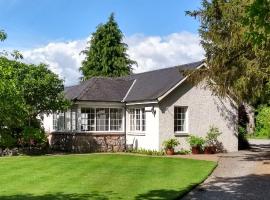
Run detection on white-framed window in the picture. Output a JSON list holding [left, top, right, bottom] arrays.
[[174, 106, 188, 133], [129, 108, 146, 132], [81, 107, 123, 132], [110, 108, 123, 131], [53, 110, 77, 131], [81, 108, 95, 131]]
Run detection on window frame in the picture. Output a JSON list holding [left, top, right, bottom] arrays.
[[129, 108, 146, 133], [174, 106, 188, 135], [80, 107, 124, 132]]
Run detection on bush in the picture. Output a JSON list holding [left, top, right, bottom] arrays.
[[187, 135, 205, 148], [0, 131, 17, 149], [255, 106, 270, 139], [205, 126, 221, 147], [162, 138, 180, 150], [21, 126, 47, 147], [175, 149, 190, 155], [128, 148, 165, 156], [238, 126, 250, 150]]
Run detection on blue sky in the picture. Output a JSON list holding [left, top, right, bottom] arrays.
[[0, 0, 204, 85], [0, 0, 201, 49]]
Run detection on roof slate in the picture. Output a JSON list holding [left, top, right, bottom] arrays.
[[64, 60, 204, 102]]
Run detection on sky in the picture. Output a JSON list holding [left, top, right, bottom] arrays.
[[0, 0, 204, 85]]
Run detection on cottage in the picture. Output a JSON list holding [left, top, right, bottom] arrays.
[[43, 61, 238, 152]]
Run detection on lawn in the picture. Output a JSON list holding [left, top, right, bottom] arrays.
[[0, 154, 216, 200]]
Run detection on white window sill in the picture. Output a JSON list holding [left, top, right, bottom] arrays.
[[127, 132, 146, 136], [174, 132, 189, 136]]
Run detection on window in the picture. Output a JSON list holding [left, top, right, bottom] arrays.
[[53, 113, 58, 130], [58, 112, 65, 131], [110, 108, 123, 131], [174, 107, 188, 132], [81, 107, 123, 132], [96, 108, 109, 131], [71, 111, 77, 131], [81, 108, 95, 131], [129, 108, 146, 132]]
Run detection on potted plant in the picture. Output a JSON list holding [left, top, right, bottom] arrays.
[[204, 126, 221, 154], [163, 138, 180, 155], [187, 135, 205, 154]]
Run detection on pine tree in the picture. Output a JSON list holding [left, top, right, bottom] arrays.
[[80, 13, 136, 80], [186, 0, 270, 106]]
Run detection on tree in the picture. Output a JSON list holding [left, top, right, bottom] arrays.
[[186, 0, 270, 106], [0, 30, 7, 41], [80, 13, 136, 80], [0, 30, 69, 128], [0, 57, 70, 126]]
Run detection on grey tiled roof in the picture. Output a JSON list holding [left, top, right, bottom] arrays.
[[64, 60, 204, 102]]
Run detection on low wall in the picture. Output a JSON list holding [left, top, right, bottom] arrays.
[[50, 132, 126, 153]]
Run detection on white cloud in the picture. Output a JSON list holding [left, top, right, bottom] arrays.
[[22, 39, 87, 86], [22, 32, 204, 86]]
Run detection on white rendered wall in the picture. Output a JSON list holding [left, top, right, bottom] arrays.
[[126, 105, 160, 151], [159, 81, 238, 152], [42, 114, 53, 133]]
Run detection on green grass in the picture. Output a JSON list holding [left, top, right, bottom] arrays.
[[0, 154, 216, 200]]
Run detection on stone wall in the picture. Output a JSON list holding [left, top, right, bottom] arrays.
[[50, 132, 126, 153]]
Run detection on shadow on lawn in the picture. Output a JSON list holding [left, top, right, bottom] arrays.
[[0, 191, 115, 200], [0, 188, 192, 200]]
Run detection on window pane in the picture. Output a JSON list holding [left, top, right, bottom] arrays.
[[58, 113, 65, 131], [142, 108, 146, 131], [130, 109, 135, 131], [65, 111, 71, 131], [174, 107, 187, 132], [53, 113, 58, 130], [110, 108, 123, 131], [96, 108, 109, 131], [135, 109, 141, 131], [81, 108, 95, 131]]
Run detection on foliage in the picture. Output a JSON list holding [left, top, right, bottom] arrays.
[[128, 148, 165, 156], [0, 57, 70, 130], [0, 131, 17, 148], [244, 0, 270, 46], [0, 30, 7, 41], [186, 0, 270, 106], [238, 126, 250, 150], [205, 126, 222, 147], [163, 138, 180, 150], [80, 13, 136, 80], [21, 126, 47, 147], [0, 154, 216, 199], [187, 135, 205, 148], [175, 149, 191, 155], [254, 105, 270, 138], [0, 32, 69, 149]]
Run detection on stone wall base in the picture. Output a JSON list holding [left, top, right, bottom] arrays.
[[50, 132, 126, 153]]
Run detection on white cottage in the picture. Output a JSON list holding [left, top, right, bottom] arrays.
[[43, 61, 239, 152]]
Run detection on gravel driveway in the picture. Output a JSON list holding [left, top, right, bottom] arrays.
[[182, 139, 270, 200]]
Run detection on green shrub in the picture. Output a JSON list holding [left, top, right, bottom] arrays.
[[162, 138, 180, 150], [255, 106, 270, 139], [175, 149, 190, 155], [21, 126, 47, 146], [0, 131, 17, 148], [129, 148, 165, 156], [205, 126, 222, 147], [238, 126, 250, 150], [187, 135, 205, 148]]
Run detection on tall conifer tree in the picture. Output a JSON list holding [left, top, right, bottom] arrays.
[[80, 13, 136, 80]]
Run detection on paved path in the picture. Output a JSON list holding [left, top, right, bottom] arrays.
[[182, 139, 270, 200]]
